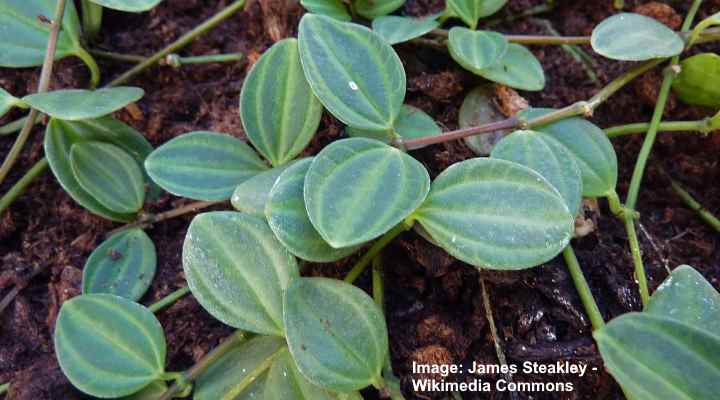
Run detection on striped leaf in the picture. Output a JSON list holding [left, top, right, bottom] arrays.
[[266, 158, 359, 262], [300, 0, 350, 21], [82, 228, 157, 301], [120, 380, 168, 400], [84, 0, 162, 12], [284, 278, 389, 392], [44, 117, 155, 222], [70, 141, 146, 214], [372, 15, 440, 45], [448, 27, 508, 72], [474, 44, 545, 91], [231, 163, 294, 216], [240, 38, 323, 166], [458, 85, 507, 155], [346, 104, 441, 144], [591, 13, 683, 61], [354, 0, 404, 19], [54, 294, 166, 398], [145, 131, 268, 201], [304, 138, 430, 248], [0, 86, 23, 118], [183, 212, 299, 336], [446, 0, 507, 29], [298, 14, 406, 131], [23, 87, 143, 121], [491, 130, 583, 215], [415, 158, 574, 270], [265, 348, 341, 400], [672, 53, 720, 108]]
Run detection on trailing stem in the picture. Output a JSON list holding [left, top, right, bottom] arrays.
[[0, 158, 49, 214], [669, 177, 720, 233], [106, 200, 226, 238], [148, 286, 191, 313], [605, 118, 718, 138], [90, 50, 244, 67], [344, 219, 414, 283], [624, 215, 650, 307], [562, 246, 605, 331]]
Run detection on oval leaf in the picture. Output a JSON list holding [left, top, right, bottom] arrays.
[[299, 14, 406, 131], [0, 87, 22, 118], [591, 13, 684, 61], [83, 0, 162, 12], [240, 38, 323, 166], [54, 294, 166, 398], [23, 87, 144, 121], [183, 212, 299, 336], [264, 348, 341, 400], [448, 27, 508, 72], [415, 158, 574, 269], [82, 228, 156, 301], [672, 53, 720, 108], [284, 278, 389, 392], [304, 138, 430, 248], [491, 130, 583, 215], [354, 0, 404, 19], [474, 44, 545, 91], [300, 0, 351, 21], [458, 85, 508, 155], [266, 158, 359, 262], [346, 104, 441, 144], [231, 163, 294, 216], [446, 0, 507, 29], [145, 131, 268, 201], [120, 380, 168, 400], [372, 15, 440, 45], [70, 141, 146, 214]]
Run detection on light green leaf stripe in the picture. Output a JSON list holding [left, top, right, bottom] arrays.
[[448, 27, 508, 73], [82, 229, 157, 301], [491, 130, 583, 215], [591, 13, 684, 61], [0, 86, 23, 118], [372, 15, 440, 45], [595, 313, 720, 400], [145, 131, 268, 201], [284, 278, 389, 392], [232, 162, 294, 216], [475, 44, 545, 91], [415, 158, 574, 270], [354, 0, 404, 19], [183, 212, 299, 336], [70, 142, 146, 214], [300, 0, 351, 21], [23, 87, 144, 121], [304, 138, 430, 248], [266, 158, 359, 262], [446, 0, 507, 29], [672, 53, 720, 108], [84, 0, 162, 12], [241, 38, 323, 166], [298, 14, 406, 131], [54, 294, 166, 398]]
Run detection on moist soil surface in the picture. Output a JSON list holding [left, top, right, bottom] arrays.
[[1, 0, 719, 399]]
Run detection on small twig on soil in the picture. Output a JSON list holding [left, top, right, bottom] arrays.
[[636, 222, 671, 274], [669, 176, 720, 234], [148, 286, 191, 313], [0, 264, 45, 316], [106, 200, 226, 238]]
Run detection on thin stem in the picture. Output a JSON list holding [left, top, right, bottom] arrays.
[[81, 0, 103, 42], [165, 53, 244, 67], [372, 256, 384, 310], [106, 0, 247, 88], [669, 178, 720, 233], [106, 200, 225, 238], [562, 246, 605, 331], [0, 0, 66, 187], [148, 286, 191, 313], [0, 116, 29, 136], [74, 47, 102, 88], [605, 119, 715, 138], [624, 215, 650, 307], [0, 158, 49, 215], [90, 49, 147, 63], [344, 220, 413, 283]]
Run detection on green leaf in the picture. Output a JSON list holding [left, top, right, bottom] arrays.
[[594, 313, 720, 400], [491, 130, 583, 215], [145, 131, 268, 201], [54, 294, 166, 398], [22, 87, 144, 121], [70, 141, 146, 214], [264, 348, 341, 400], [231, 163, 294, 216], [672, 53, 720, 108], [448, 27, 508, 72], [284, 277, 389, 392], [372, 15, 440, 45], [458, 85, 508, 155], [82, 228, 156, 301], [298, 14, 406, 131], [0, 86, 23, 118], [44, 117, 156, 222], [446, 0, 507, 29], [304, 138, 430, 248], [266, 158, 359, 262], [240, 38, 323, 166], [473, 44, 545, 91], [591, 13, 684, 61], [120, 380, 168, 400], [0, 0, 84, 67], [346, 104, 441, 144], [688, 12, 720, 47], [415, 158, 574, 270], [183, 212, 299, 336], [85, 0, 162, 12], [300, 0, 351, 21], [354, 0, 404, 19], [519, 108, 618, 197]]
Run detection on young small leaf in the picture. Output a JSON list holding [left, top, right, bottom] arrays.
[[458, 85, 508, 155], [145, 131, 268, 201], [473, 44, 545, 91], [70, 142, 146, 214], [83, 0, 162, 12], [231, 163, 294, 216], [0, 87, 23, 118], [491, 130, 583, 215], [284, 278, 389, 392], [240, 38, 323, 166], [298, 14, 406, 131], [266, 158, 359, 262], [415, 158, 574, 270], [82, 228, 156, 301], [300, 0, 351, 21], [671, 53, 720, 108], [354, 0, 404, 19], [54, 294, 166, 398], [304, 138, 430, 248], [183, 212, 299, 336], [372, 15, 440, 45], [448, 27, 508, 72], [445, 0, 507, 29], [519, 108, 618, 197], [591, 13, 684, 61], [346, 104, 441, 144], [22, 87, 144, 121]]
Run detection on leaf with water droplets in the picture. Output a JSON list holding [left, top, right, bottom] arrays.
[[591, 13, 683, 61], [372, 14, 440, 45], [23, 87, 144, 120]]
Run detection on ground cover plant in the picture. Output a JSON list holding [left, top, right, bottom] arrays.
[[0, 0, 719, 399]]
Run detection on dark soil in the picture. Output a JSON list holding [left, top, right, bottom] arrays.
[[1, 0, 719, 399]]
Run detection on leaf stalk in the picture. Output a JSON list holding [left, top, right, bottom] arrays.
[[562, 246, 605, 331], [345, 220, 414, 283]]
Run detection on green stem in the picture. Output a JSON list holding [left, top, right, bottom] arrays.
[[372, 256, 384, 310], [0, 158, 49, 214], [0, 116, 29, 136], [605, 118, 715, 138], [106, 0, 246, 88], [613, 0, 624, 9], [74, 47, 102, 88], [669, 178, 720, 233], [148, 286, 191, 313], [344, 220, 413, 284], [91, 50, 244, 67], [562, 246, 605, 331], [624, 215, 650, 307], [81, 0, 103, 42]]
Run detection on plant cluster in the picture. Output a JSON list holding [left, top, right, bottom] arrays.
[[1, 0, 720, 399]]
